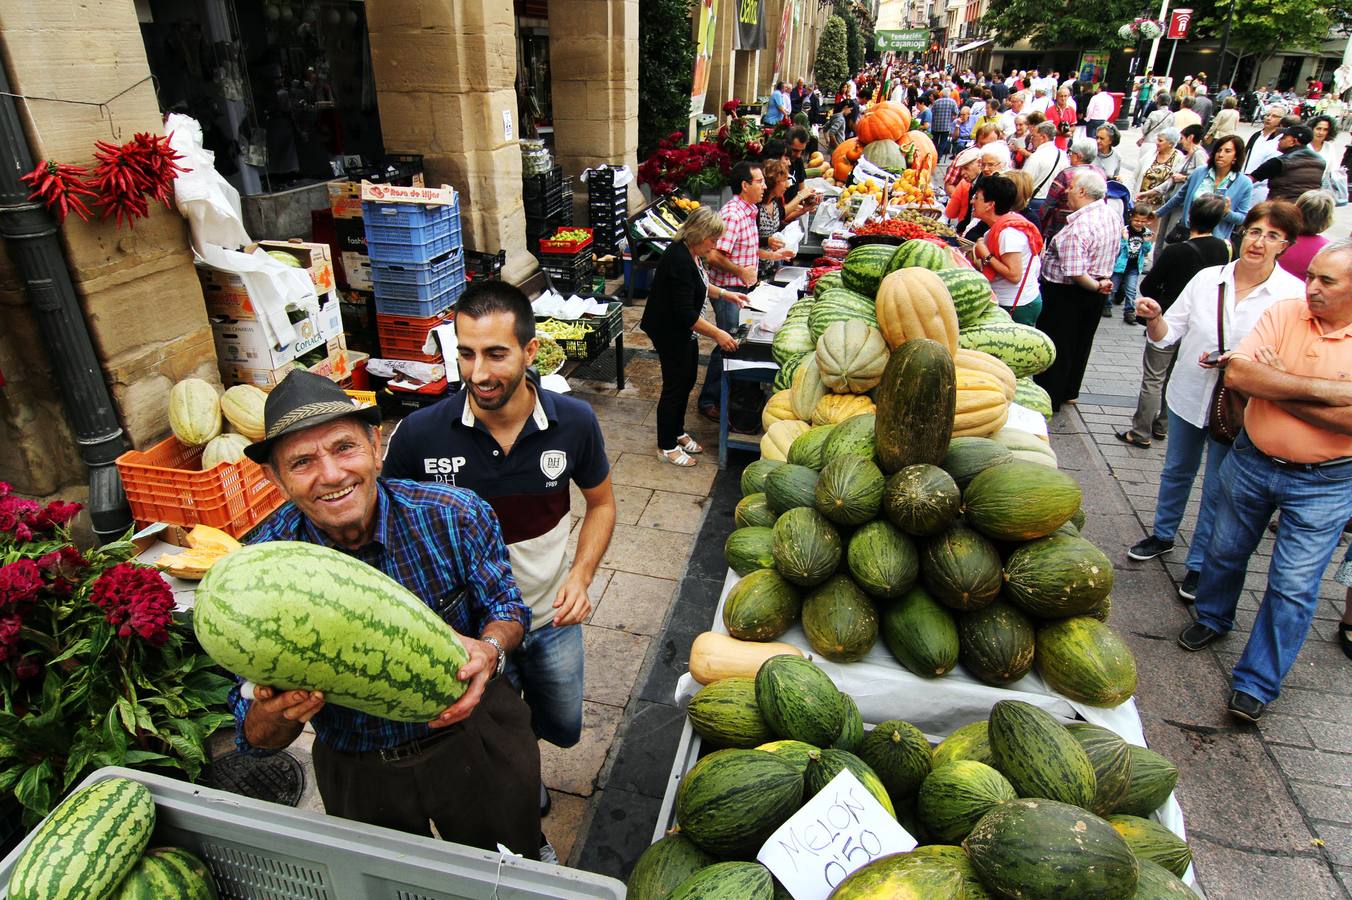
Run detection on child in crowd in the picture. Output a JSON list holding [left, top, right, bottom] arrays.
[[1106, 205, 1156, 323]]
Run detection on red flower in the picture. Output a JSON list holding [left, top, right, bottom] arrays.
[[13, 657, 40, 680], [89, 562, 173, 646], [38, 546, 87, 598], [0, 560, 42, 609], [723, 98, 742, 115], [0, 614, 21, 663]]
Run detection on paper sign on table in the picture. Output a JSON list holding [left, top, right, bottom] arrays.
[[757, 769, 916, 900], [852, 194, 879, 229]]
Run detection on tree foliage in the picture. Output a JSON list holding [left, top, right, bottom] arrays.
[[816, 16, 850, 96], [639, 0, 697, 159], [1196, 0, 1344, 60], [983, 0, 1152, 49]]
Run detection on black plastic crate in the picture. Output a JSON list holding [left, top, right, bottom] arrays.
[[585, 167, 623, 190], [541, 253, 595, 285], [465, 249, 506, 281], [523, 167, 564, 200], [536, 300, 622, 361], [347, 153, 424, 185]]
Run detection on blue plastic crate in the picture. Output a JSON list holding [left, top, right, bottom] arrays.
[[361, 198, 457, 233], [371, 250, 463, 288], [373, 263, 466, 317], [363, 200, 462, 264], [367, 221, 462, 264], [372, 258, 464, 304]]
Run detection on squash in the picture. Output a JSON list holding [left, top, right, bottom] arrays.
[[220, 384, 268, 441], [860, 140, 907, 174], [168, 378, 222, 447], [791, 355, 830, 421], [875, 268, 960, 354], [816, 321, 888, 394], [953, 371, 1010, 438], [761, 419, 810, 461], [761, 390, 798, 432], [955, 349, 1017, 402], [855, 102, 912, 145], [689, 632, 804, 685], [898, 130, 939, 172], [200, 433, 251, 469], [832, 138, 863, 181], [812, 394, 876, 426]]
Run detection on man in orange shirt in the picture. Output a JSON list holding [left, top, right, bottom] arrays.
[[1178, 239, 1352, 722]]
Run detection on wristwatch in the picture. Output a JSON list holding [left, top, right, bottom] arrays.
[[482, 636, 506, 680]]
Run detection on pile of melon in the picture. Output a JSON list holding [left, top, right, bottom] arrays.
[[167, 378, 267, 470]]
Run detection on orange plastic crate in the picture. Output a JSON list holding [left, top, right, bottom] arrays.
[[116, 437, 283, 539], [377, 309, 454, 363]]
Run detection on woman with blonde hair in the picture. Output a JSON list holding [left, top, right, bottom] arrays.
[[640, 206, 741, 466]]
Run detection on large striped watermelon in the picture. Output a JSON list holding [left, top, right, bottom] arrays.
[[112, 847, 217, 900], [936, 268, 997, 328], [841, 244, 899, 296], [7, 776, 155, 900], [958, 322, 1057, 378], [889, 239, 953, 273], [194, 542, 471, 721], [772, 318, 815, 364], [809, 288, 878, 342]]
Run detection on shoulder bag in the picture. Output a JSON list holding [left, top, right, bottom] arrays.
[[1207, 279, 1247, 444]]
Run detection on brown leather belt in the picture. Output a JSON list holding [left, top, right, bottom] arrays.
[[343, 726, 456, 764]]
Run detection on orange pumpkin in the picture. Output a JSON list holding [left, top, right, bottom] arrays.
[[898, 130, 938, 172], [832, 138, 863, 181], [855, 102, 912, 145]]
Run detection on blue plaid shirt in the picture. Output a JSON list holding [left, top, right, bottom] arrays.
[[931, 97, 958, 134], [226, 479, 530, 754]]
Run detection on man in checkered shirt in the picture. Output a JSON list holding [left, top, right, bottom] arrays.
[[930, 90, 960, 160], [1033, 169, 1121, 411]]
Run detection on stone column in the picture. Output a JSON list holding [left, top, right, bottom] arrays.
[[734, 51, 760, 104], [366, 0, 534, 283], [548, 0, 641, 212], [0, 0, 216, 456]]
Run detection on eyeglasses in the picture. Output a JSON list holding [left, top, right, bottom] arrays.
[[1243, 228, 1289, 245]]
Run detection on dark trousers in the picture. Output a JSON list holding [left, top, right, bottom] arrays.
[[654, 334, 700, 450], [1034, 278, 1106, 410], [312, 679, 541, 856]]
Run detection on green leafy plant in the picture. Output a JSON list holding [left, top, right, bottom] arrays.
[[983, 0, 1140, 48], [815, 17, 850, 98], [639, 0, 697, 160], [0, 485, 233, 825]]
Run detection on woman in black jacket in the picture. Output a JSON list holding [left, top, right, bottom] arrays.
[[641, 206, 742, 466]]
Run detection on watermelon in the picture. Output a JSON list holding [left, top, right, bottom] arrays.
[[932, 721, 994, 769], [755, 655, 846, 746], [958, 321, 1057, 378], [841, 244, 898, 297], [917, 760, 1018, 843], [627, 834, 718, 900], [1065, 722, 1134, 817], [1036, 617, 1138, 707], [1133, 858, 1196, 897], [195, 542, 471, 721], [725, 526, 776, 577], [735, 493, 778, 528], [670, 862, 774, 899], [814, 270, 845, 297], [1014, 377, 1054, 421], [687, 677, 775, 748], [890, 239, 953, 273], [804, 748, 896, 817], [936, 267, 998, 328], [881, 586, 959, 678], [1005, 536, 1115, 619], [757, 739, 819, 774], [810, 288, 878, 341], [988, 700, 1097, 809], [675, 749, 804, 857], [963, 461, 1082, 542], [773, 317, 815, 361], [723, 569, 801, 641], [787, 424, 836, 470], [1108, 815, 1193, 878], [920, 523, 1003, 612], [857, 719, 933, 807], [764, 463, 821, 515], [973, 303, 1013, 325], [964, 799, 1139, 900], [958, 601, 1036, 686], [820, 413, 876, 467], [742, 459, 785, 496], [7, 777, 155, 900], [940, 437, 1013, 489], [875, 339, 956, 474], [847, 520, 919, 599], [814, 455, 885, 525], [829, 853, 966, 899], [802, 574, 879, 662], [112, 847, 217, 900], [832, 693, 864, 752], [882, 464, 961, 536], [772, 354, 806, 392], [1114, 745, 1179, 818], [771, 507, 842, 587]]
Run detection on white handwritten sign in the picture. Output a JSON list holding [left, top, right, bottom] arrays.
[[756, 769, 916, 900]]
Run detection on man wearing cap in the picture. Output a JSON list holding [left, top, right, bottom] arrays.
[[1248, 125, 1327, 201], [228, 371, 540, 855]]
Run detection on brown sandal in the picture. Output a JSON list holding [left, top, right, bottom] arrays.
[[1115, 430, 1152, 448]]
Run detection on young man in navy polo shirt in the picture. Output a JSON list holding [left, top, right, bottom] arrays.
[[383, 283, 616, 822]]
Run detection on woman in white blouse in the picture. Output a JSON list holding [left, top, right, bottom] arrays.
[[1127, 201, 1306, 601]]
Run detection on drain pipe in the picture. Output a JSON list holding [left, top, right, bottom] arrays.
[[0, 62, 132, 543]]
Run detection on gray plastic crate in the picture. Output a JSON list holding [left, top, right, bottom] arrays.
[[0, 768, 625, 899]]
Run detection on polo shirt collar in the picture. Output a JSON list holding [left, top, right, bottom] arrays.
[[301, 481, 392, 551], [1296, 303, 1352, 339], [455, 373, 554, 434]]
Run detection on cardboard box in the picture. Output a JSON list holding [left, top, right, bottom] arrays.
[[197, 242, 335, 320], [341, 251, 373, 291], [211, 296, 344, 371], [219, 342, 362, 389], [258, 240, 336, 295], [333, 218, 367, 254]]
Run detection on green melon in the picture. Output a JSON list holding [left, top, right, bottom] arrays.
[[932, 721, 994, 769], [742, 459, 785, 496], [787, 423, 836, 470], [917, 760, 1019, 843], [772, 353, 807, 392], [670, 862, 774, 899], [882, 464, 962, 536], [958, 600, 1036, 686], [963, 460, 1083, 542], [1113, 745, 1179, 818], [687, 676, 775, 748], [773, 317, 815, 361], [802, 574, 879, 662], [1005, 535, 1116, 619], [814, 270, 845, 297], [907, 845, 993, 899], [764, 463, 821, 515], [627, 833, 718, 900], [723, 568, 801, 642], [875, 338, 956, 474], [810, 288, 878, 341], [860, 138, 908, 173], [771, 507, 842, 587], [881, 586, 959, 678], [941, 437, 1013, 489], [112, 847, 217, 900], [814, 455, 885, 525], [675, 749, 804, 858], [1035, 617, 1138, 707], [804, 748, 897, 817], [920, 523, 1003, 612], [820, 413, 877, 467], [1065, 722, 1134, 817], [958, 321, 1058, 378], [756, 739, 819, 775], [847, 520, 919, 599], [755, 654, 846, 746], [1132, 858, 1195, 897], [841, 244, 899, 296], [832, 693, 865, 752], [735, 493, 778, 529], [829, 853, 966, 899], [1108, 815, 1193, 878], [1014, 377, 1054, 421], [988, 700, 1097, 809], [725, 526, 776, 577], [857, 719, 933, 808]]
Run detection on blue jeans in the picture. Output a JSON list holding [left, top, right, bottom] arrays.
[[1151, 409, 1231, 571], [697, 290, 743, 409], [503, 622, 584, 747], [1193, 433, 1352, 702], [1107, 267, 1140, 313]]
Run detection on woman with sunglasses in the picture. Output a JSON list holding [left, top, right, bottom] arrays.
[[1126, 201, 1306, 603]]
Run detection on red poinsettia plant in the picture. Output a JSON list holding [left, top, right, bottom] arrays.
[[0, 483, 232, 824], [638, 131, 732, 196]]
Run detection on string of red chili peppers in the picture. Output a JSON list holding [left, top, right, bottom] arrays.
[[19, 132, 189, 227]]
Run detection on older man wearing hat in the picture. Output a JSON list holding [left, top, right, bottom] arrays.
[[1248, 124, 1328, 202], [227, 370, 543, 858]]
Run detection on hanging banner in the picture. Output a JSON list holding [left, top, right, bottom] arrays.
[[691, 0, 718, 117], [735, 0, 767, 51], [875, 29, 929, 52], [773, 0, 794, 83]]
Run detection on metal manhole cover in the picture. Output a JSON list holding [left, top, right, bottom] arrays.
[[202, 750, 305, 807]]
